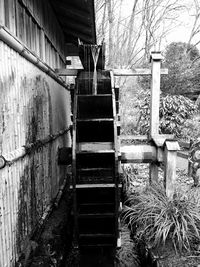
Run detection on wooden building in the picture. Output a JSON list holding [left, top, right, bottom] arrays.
[[0, 0, 96, 266]]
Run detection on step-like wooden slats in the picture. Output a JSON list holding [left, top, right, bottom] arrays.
[[77, 94, 113, 119], [77, 120, 114, 142], [77, 142, 114, 153], [72, 70, 121, 252]]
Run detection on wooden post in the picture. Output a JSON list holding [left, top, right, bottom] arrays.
[[164, 141, 180, 199], [150, 52, 162, 137], [149, 52, 162, 183]]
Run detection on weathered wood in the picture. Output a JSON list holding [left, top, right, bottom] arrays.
[[165, 140, 180, 151], [150, 52, 162, 137], [77, 142, 114, 152], [149, 52, 162, 182], [55, 68, 79, 76], [0, 0, 5, 25], [149, 163, 158, 184], [164, 149, 177, 200], [70, 184, 123, 189], [120, 145, 158, 163], [113, 68, 168, 76], [120, 134, 174, 142], [120, 135, 148, 140], [179, 140, 191, 149], [164, 141, 179, 199], [177, 151, 188, 159], [152, 134, 174, 147], [56, 68, 168, 77]]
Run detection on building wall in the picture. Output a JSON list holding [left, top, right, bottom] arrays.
[[0, 0, 65, 68], [0, 0, 72, 266]]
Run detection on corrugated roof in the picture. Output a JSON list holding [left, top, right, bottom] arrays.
[[50, 0, 96, 46]]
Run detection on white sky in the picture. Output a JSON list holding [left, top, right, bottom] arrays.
[[118, 0, 197, 49]]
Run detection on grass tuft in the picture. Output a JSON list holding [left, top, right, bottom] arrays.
[[123, 184, 200, 253]]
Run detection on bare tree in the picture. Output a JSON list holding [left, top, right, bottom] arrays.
[[188, 0, 200, 47], [95, 0, 186, 68]]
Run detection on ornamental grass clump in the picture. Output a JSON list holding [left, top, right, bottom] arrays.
[[123, 184, 200, 253]]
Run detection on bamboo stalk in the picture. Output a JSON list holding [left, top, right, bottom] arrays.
[[0, 127, 71, 169], [0, 26, 69, 90]]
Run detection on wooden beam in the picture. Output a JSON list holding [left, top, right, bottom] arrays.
[[77, 142, 114, 153], [113, 68, 168, 76], [152, 134, 174, 147], [120, 145, 158, 163], [164, 141, 179, 199], [149, 52, 162, 181], [149, 163, 158, 184], [120, 134, 174, 142], [120, 135, 148, 140], [55, 68, 79, 76], [150, 52, 162, 137]]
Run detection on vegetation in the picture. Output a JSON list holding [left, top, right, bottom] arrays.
[[115, 225, 140, 267], [161, 42, 200, 96], [137, 91, 197, 137], [123, 184, 200, 253]]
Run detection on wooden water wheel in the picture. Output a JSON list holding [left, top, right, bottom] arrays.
[[71, 44, 121, 265]]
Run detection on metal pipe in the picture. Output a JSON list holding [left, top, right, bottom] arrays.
[[0, 126, 72, 169], [0, 25, 69, 90]]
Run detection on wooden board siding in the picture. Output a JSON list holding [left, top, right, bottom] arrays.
[[0, 41, 71, 266], [1, 0, 66, 69]]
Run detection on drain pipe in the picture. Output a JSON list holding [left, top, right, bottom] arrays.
[[0, 25, 69, 90]]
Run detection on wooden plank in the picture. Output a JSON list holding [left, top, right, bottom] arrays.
[[164, 147, 177, 200], [149, 163, 158, 184], [40, 29, 45, 62], [0, 0, 5, 25], [113, 68, 168, 76], [120, 145, 158, 163], [179, 140, 191, 149], [165, 140, 180, 151], [55, 68, 79, 76], [177, 151, 188, 159], [77, 142, 114, 152], [120, 135, 148, 140], [55, 67, 167, 78], [70, 184, 122, 189], [9, 0, 16, 35], [150, 52, 162, 137], [150, 53, 162, 182]]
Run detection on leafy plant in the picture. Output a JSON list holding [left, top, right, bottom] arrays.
[[115, 225, 140, 267], [123, 184, 200, 253], [138, 91, 197, 137], [161, 42, 200, 96], [181, 115, 200, 142]]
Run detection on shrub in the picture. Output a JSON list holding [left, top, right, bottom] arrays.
[[115, 225, 140, 267], [181, 115, 200, 142], [138, 91, 197, 137], [123, 184, 200, 253]]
